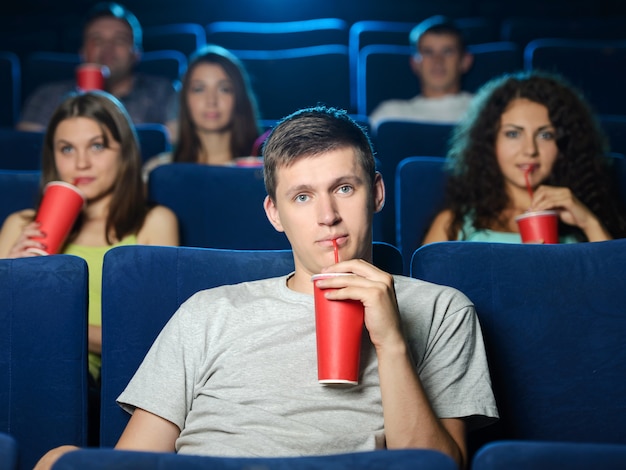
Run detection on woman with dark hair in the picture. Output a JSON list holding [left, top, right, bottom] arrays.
[[143, 44, 261, 180], [423, 71, 626, 244], [0, 91, 179, 380]]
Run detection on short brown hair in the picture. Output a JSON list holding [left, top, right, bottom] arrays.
[[263, 106, 376, 202]]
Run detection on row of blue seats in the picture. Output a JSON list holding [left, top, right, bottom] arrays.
[[4, 432, 626, 470], [0, 125, 171, 171], [3, 154, 626, 273], [2, 112, 625, 174], [2, 35, 625, 125], [4, 16, 626, 59], [3, 239, 626, 468]]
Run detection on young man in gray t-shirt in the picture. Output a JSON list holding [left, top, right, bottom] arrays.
[[35, 107, 497, 469]]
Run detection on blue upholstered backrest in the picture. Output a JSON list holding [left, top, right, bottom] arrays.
[[524, 39, 626, 116], [0, 52, 20, 128], [411, 240, 626, 450], [147, 163, 389, 253], [22, 52, 79, 103], [232, 45, 352, 119], [148, 164, 290, 250], [143, 22, 207, 57], [472, 440, 626, 470], [134, 123, 172, 164], [206, 18, 348, 50], [99, 246, 295, 447], [0, 130, 44, 171], [137, 49, 187, 83], [0, 170, 40, 226], [54, 447, 457, 470], [372, 125, 450, 247], [0, 255, 88, 470], [395, 157, 447, 270], [0, 432, 17, 470]]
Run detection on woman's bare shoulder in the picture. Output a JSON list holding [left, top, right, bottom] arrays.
[[137, 205, 179, 246], [2, 209, 36, 228]]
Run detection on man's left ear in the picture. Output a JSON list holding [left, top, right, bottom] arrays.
[[263, 195, 285, 232], [374, 172, 385, 213], [461, 52, 474, 73]]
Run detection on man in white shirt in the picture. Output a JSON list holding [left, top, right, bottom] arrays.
[[369, 16, 474, 129]]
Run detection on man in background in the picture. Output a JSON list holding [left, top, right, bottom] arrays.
[[369, 15, 474, 129], [17, 2, 176, 133]]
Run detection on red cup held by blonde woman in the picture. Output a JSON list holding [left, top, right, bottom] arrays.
[[27, 181, 86, 255], [515, 210, 559, 244], [312, 273, 365, 385], [76, 63, 109, 91]]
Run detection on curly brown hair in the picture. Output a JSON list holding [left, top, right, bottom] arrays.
[[443, 70, 626, 241]]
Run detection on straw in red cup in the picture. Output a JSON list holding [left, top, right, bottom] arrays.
[[76, 63, 109, 91], [524, 165, 536, 199], [27, 181, 86, 255], [515, 210, 559, 244], [312, 273, 364, 385], [332, 238, 339, 263]]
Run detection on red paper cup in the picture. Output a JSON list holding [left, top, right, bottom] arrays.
[[515, 210, 559, 244], [28, 181, 86, 255], [76, 63, 109, 91], [312, 273, 364, 385]]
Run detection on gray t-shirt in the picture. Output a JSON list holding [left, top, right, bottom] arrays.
[[118, 274, 498, 457]]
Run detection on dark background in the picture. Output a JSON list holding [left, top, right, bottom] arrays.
[[3, 0, 626, 29]]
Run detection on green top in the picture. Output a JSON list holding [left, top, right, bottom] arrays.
[[63, 235, 137, 379]]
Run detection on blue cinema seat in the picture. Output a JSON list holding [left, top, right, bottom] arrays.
[[143, 22, 207, 57], [395, 157, 447, 270], [371, 121, 451, 246], [232, 45, 352, 120], [147, 164, 390, 259], [0, 129, 44, 171], [148, 164, 290, 250], [410, 239, 626, 456], [54, 447, 456, 470], [501, 16, 626, 49], [137, 49, 187, 85], [0, 432, 17, 470], [524, 39, 626, 116], [601, 115, 626, 156], [0, 255, 89, 470], [0, 170, 40, 226], [472, 440, 626, 470], [135, 123, 171, 163], [0, 52, 21, 128], [206, 18, 348, 50], [21, 52, 79, 105]]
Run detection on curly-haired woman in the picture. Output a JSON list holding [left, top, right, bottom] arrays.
[[422, 71, 626, 244]]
